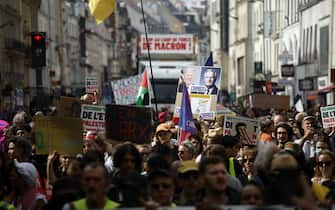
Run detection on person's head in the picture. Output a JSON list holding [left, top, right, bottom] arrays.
[[202, 144, 226, 160], [220, 135, 241, 157], [155, 123, 172, 144], [13, 137, 32, 162], [240, 182, 264, 206], [81, 162, 109, 202], [113, 143, 142, 174], [82, 131, 106, 154], [242, 147, 257, 177], [316, 140, 330, 155], [301, 116, 315, 134], [9, 160, 38, 193], [178, 161, 200, 194], [315, 150, 335, 179], [59, 154, 71, 171], [199, 156, 227, 193], [273, 114, 288, 127], [182, 67, 194, 87], [7, 137, 17, 160], [148, 170, 175, 206], [275, 122, 293, 145], [14, 124, 32, 138], [260, 118, 274, 134], [151, 143, 173, 165], [50, 176, 82, 206], [136, 144, 151, 162], [189, 135, 203, 156], [12, 111, 30, 126], [204, 69, 217, 88], [178, 140, 195, 161]]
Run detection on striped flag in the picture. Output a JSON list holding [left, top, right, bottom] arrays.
[[136, 70, 149, 106], [89, 0, 116, 24], [178, 82, 197, 143]]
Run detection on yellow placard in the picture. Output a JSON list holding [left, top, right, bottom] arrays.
[[34, 116, 83, 155]]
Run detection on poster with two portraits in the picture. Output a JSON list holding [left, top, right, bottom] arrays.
[[174, 66, 222, 120]]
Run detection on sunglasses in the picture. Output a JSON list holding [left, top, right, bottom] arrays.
[[318, 161, 332, 167], [150, 183, 172, 190], [180, 173, 199, 180]]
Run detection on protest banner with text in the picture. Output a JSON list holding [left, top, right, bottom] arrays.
[[173, 66, 222, 120], [321, 105, 335, 128], [111, 73, 142, 105], [81, 104, 105, 132], [223, 116, 260, 145], [34, 116, 83, 155], [105, 105, 152, 144]]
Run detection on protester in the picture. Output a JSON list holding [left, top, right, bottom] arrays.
[[240, 182, 264, 206], [62, 162, 119, 210], [147, 170, 176, 207], [175, 161, 201, 205], [275, 122, 294, 149], [197, 156, 240, 207]]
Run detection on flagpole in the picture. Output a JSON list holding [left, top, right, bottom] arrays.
[[140, 0, 159, 121]]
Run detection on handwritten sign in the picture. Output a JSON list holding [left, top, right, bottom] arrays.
[[34, 116, 83, 155], [321, 105, 335, 128], [81, 104, 105, 132], [223, 116, 259, 145], [105, 105, 152, 144], [111, 73, 142, 105], [86, 73, 99, 94]]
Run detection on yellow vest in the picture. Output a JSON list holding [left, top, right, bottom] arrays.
[[0, 201, 16, 210], [73, 198, 120, 210], [229, 157, 236, 177]]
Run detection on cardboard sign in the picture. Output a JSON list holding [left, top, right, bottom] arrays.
[[86, 73, 99, 94], [105, 105, 152, 144], [320, 105, 335, 128], [57, 96, 81, 118], [223, 116, 260, 145], [173, 66, 222, 120], [251, 94, 290, 110], [111, 73, 142, 105], [81, 104, 105, 132], [34, 116, 83, 155]]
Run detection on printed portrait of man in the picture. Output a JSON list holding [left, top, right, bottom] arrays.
[[201, 68, 218, 95]]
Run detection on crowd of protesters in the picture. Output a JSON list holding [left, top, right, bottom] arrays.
[[0, 104, 335, 210]]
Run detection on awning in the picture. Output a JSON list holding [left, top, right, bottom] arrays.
[[306, 84, 335, 100]]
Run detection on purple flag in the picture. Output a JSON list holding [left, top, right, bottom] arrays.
[[179, 82, 197, 143]]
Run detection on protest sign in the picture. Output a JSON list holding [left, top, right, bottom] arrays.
[[105, 105, 152, 144], [57, 96, 81, 118], [34, 116, 83, 155], [85, 73, 99, 94], [251, 94, 290, 110], [320, 105, 335, 128], [111, 73, 142, 105], [81, 104, 105, 132], [140, 34, 194, 55], [223, 116, 260, 145], [174, 66, 222, 120]]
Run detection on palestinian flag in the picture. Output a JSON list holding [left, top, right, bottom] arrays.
[[136, 70, 149, 106]]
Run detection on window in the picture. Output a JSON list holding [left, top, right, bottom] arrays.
[[320, 26, 329, 74]]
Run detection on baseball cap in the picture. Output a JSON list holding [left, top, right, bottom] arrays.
[[295, 112, 307, 122], [155, 123, 171, 134], [302, 116, 315, 122], [178, 160, 198, 174]]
